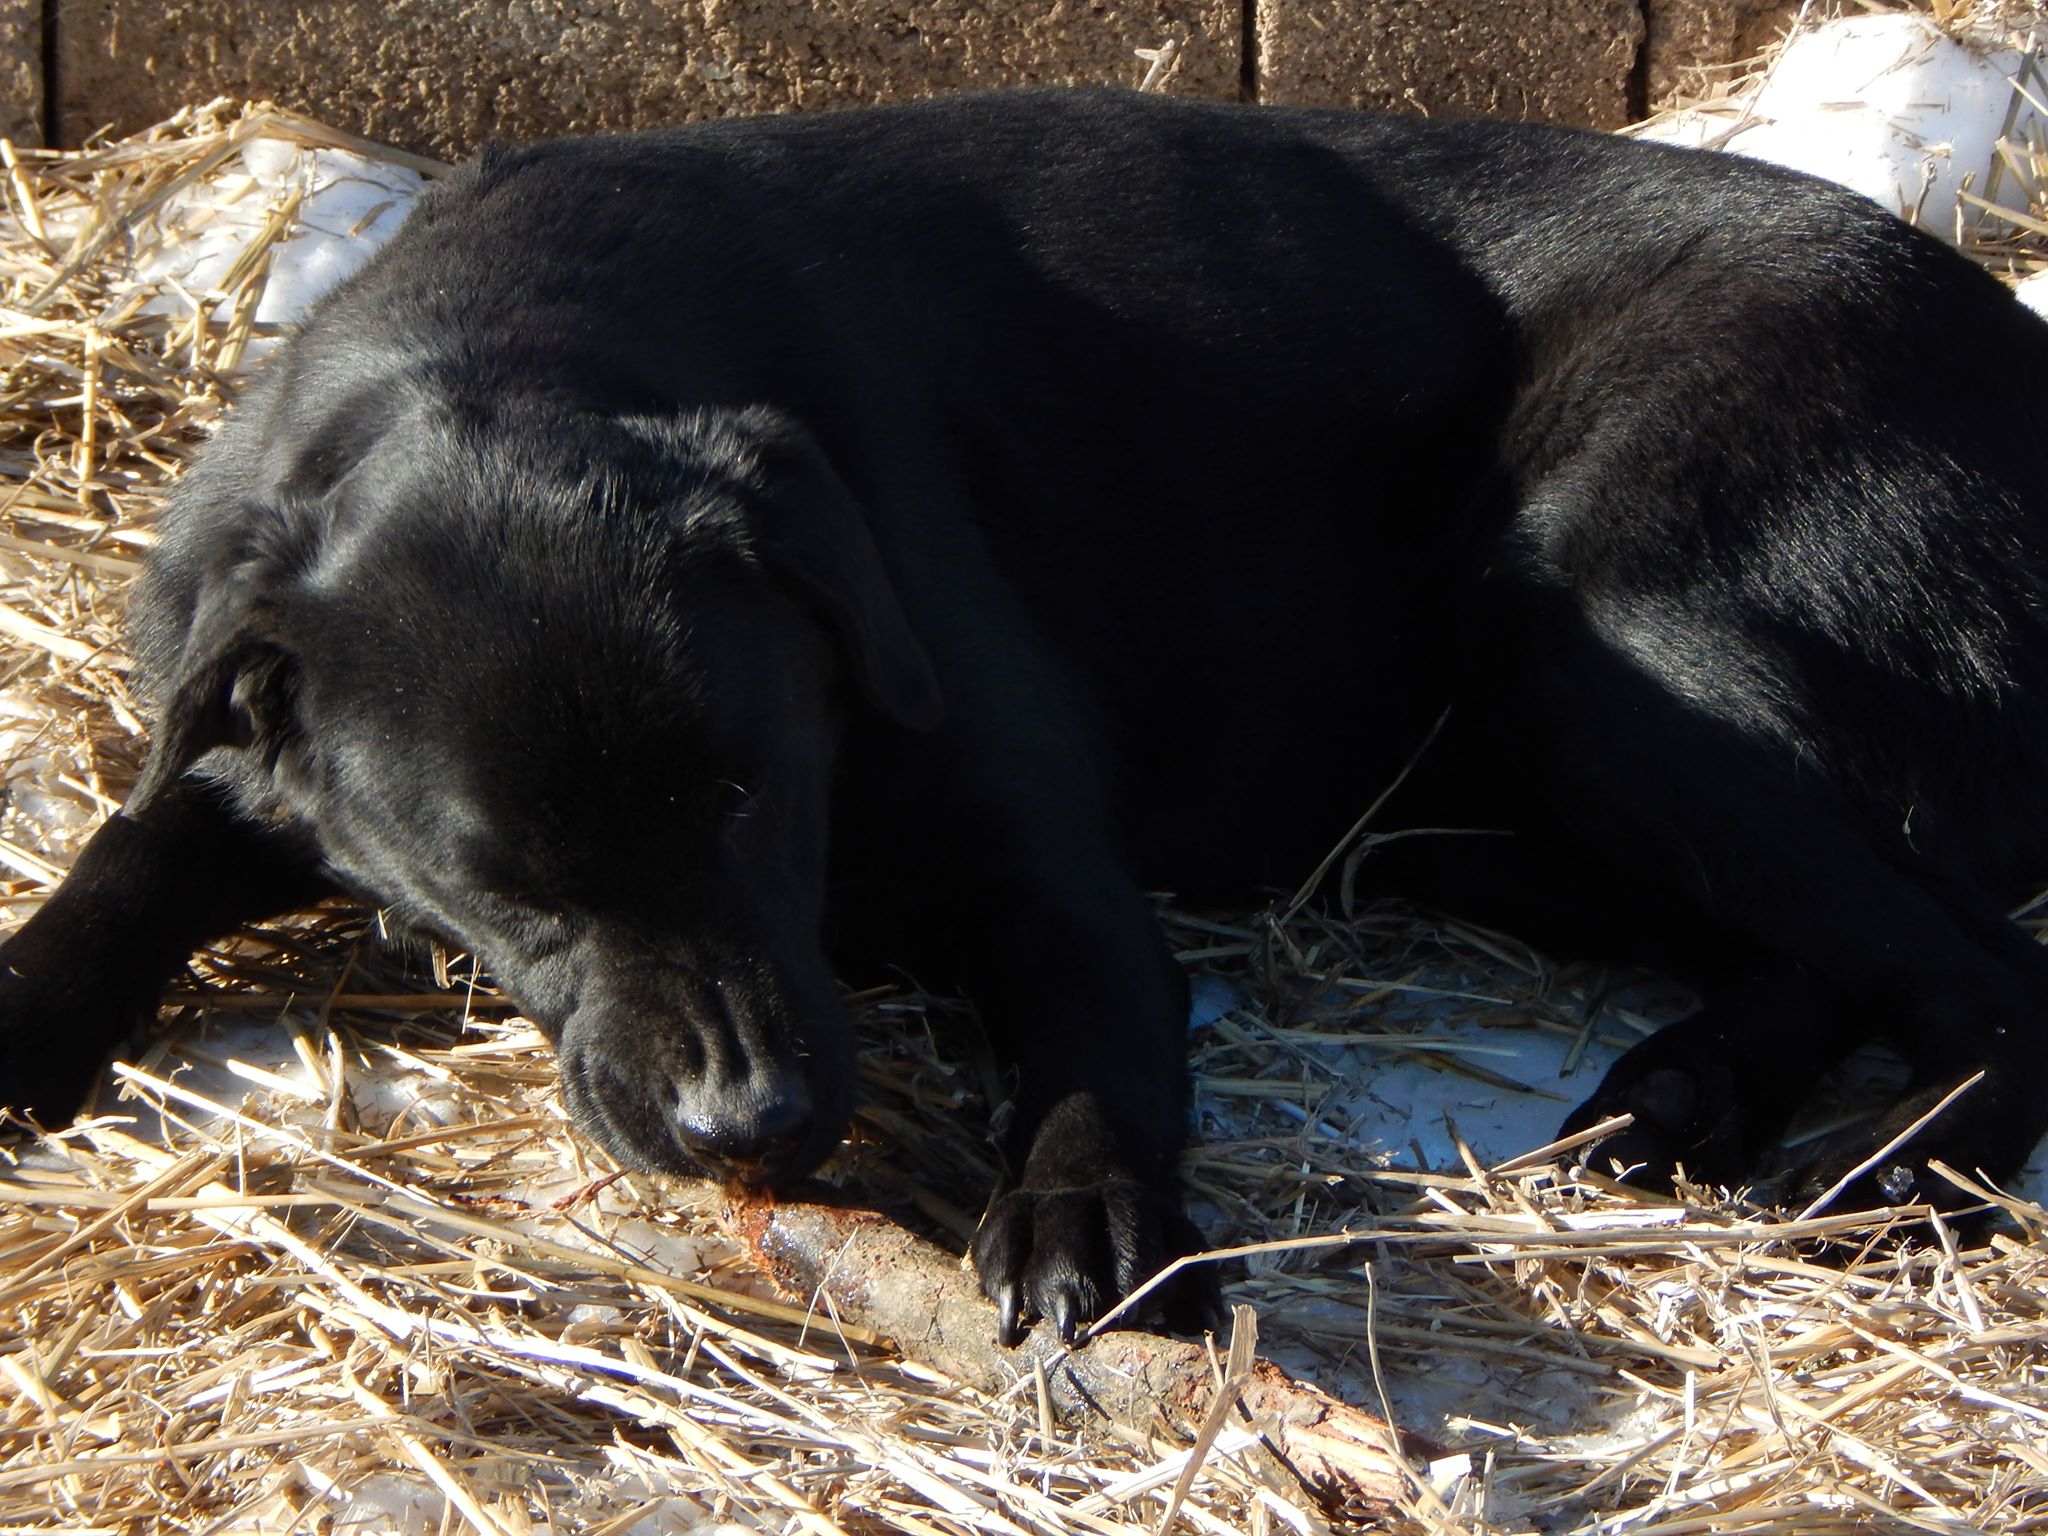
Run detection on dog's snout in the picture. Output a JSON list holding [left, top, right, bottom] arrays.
[[673, 1074, 816, 1184], [555, 953, 852, 1189]]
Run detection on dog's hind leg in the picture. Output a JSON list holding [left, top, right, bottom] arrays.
[[1372, 828, 1874, 1192], [1559, 961, 1865, 1192], [1781, 904, 2048, 1214], [0, 775, 330, 1126], [1474, 595, 2048, 1212]]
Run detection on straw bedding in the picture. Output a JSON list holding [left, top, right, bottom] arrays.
[[0, 89, 2044, 1536]]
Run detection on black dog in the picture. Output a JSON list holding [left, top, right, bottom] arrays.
[[5, 89, 2047, 1345]]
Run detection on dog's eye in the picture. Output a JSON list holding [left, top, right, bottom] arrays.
[[652, 777, 754, 834]]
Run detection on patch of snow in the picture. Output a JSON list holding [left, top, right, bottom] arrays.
[[1187, 972, 2048, 1219], [2016, 1136, 2048, 1209], [331, 1473, 445, 1536], [1636, 12, 2046, 238], [138, 136, 424, 367], [1330, 1014, 1626, 1173], [1186, 973, 1241, 1033], [1188, 975, 1631, 1173]]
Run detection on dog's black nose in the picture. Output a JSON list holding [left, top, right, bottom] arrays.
[[673, 1078, 815, 1185]]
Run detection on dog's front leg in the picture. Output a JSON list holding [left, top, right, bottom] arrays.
[[957, 861, 1218, 1345], [0, 776, 329, 1125]]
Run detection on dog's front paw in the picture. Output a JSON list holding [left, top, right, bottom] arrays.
[[970, 1176, 1217, 1346], [971, 1089, 1219, 1346], [0, 1030, 107, 1128], [0, 964, 141, 1129]]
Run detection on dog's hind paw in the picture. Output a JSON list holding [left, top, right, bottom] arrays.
[[970, 1178, 1219, 1346], [1559, 1022, 1765, 1193], [1782, 1078, 2015, 1224]]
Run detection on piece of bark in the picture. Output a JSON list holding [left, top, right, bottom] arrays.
[[722, 1189, 1435, 1517]]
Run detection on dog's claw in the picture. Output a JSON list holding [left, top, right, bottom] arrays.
[[996, 1283, 1030, 1348], [1050, 1286, 1084, 1345], [972, 1176, 1209, 1346]]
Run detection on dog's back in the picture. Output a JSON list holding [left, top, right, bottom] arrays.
[[267, 90, 2048, 893]]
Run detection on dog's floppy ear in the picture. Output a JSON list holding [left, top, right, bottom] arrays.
[[745, 419, 943, 732], [126, 512, 303, 817], [663, 408, 944, 733]]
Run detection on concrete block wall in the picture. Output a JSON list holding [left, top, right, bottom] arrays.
[[0, 0, 36, 145], [1642, 0, 1799, 102], [1256, 1, 1646, 130], [45, 1, 1240, 159], [1, 2, 1802, 155]]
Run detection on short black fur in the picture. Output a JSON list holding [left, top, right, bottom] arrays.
[[7, 89, 2048, 1345]]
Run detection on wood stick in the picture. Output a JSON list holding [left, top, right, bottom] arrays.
[[721, 1190, 1436, 1517]]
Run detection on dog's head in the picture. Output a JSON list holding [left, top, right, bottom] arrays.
[[132, 394, 941, 1185]]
